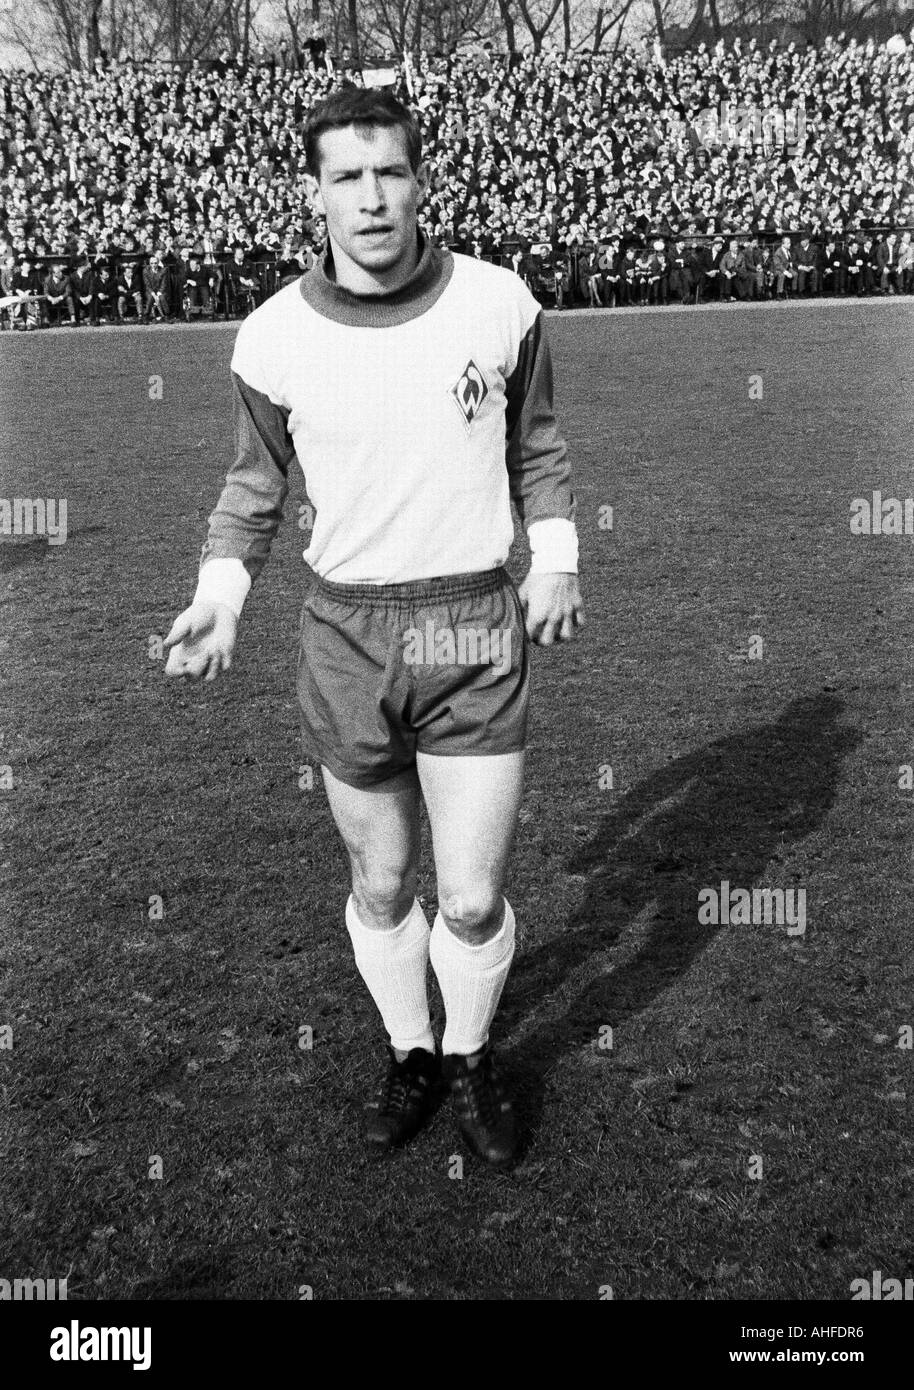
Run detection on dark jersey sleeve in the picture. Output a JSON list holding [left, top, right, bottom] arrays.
[[198, 369, 296, 584], [503, 309, 576, 531]]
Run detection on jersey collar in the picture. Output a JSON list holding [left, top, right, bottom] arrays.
[[299, 229, 454, 327]]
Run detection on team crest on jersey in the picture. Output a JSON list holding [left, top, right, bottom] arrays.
[[451, 360, 488, 427]]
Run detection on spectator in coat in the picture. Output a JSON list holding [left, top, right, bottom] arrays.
[[180, 252, 212, 317], [143, 251, 169, 320], [619, 245, 637, 306], [876, 233, 898, 293], [822, 240, 848, 296], [846, 238, 865, 295], [94, 257, 117, 321], [668, 240, 693, 304], [598, 240, 619, 306], [71, 253, 97, 324], [43, 258, 75, 325], [115, 256, 143, 320], [647, 239, 668, 305], [861, 236, 879, 294], [11, 257, 44, 327], [224, 245, 257, 317], [772, 237, 795, 298], [719, 239, 744, 301], [740, 237, 764, 300], [689, 240, 712, 303], [795, 236, 821, 295], [897, 232, 914, 294]]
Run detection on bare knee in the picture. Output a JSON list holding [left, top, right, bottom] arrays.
[[352, 862, 416, 930], [438, 888, 505, 944]]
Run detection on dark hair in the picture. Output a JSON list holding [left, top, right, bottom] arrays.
[[303, 84, 422, 180]]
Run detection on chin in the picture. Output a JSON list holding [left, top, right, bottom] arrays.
[[351, 243, 405, 273]]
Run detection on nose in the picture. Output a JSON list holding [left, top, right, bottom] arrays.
[[358, 172, 386, 212]]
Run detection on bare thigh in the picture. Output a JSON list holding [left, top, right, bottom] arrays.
[[321, 764, 421, 929], [416, 750, 525, 941]]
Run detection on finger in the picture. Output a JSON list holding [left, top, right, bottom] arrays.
[[525, 611, 546, 642], [163, 612, 195, 650], [534, 616, 556, 647]]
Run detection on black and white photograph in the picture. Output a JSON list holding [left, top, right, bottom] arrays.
[[1, 0, 912, 1355]]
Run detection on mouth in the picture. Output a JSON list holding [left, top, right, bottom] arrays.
[[358, 226, 394, 239]]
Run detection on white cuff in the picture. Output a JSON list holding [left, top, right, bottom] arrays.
[[192, 558, 251, 618], [527, 518, 579, 575]]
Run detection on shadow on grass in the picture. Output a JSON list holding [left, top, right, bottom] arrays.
[[500, 692, 862, 1151]]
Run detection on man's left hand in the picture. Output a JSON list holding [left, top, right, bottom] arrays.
[[517, 572, 585, 646]]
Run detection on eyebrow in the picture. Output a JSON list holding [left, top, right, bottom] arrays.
[[329, 162, 411, 178]]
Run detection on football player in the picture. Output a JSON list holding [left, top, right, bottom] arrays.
[[164, 86, 584, 1169]]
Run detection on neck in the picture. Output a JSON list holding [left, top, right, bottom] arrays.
[[326, 229, 422, 296]]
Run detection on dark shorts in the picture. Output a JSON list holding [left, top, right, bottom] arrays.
[[297, 566, 530, 789]]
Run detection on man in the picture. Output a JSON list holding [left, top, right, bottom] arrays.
[[795, 235, 821, 296], [43, 258, 75, 325], [225, 245, 258, 317], [180, 251, 212, 318], [115, 254, 144, 320], [551, 247, 570, 310], [706, 239, 725, 300], [822, 239, 848, 296], [163, 87, 584, 1170], [142, 251, 169, 321], [619, 244, 637, 306], [719, 238, 743, 301], [646, 239, 667, 306], [846, 237, 865, 296], [9, 258, 44, 328], [860, 235, 878, 295], [688, 240, 711, 304], [772, 236, 794, 299], [599, 240, 620, 307], [740, 236, 764, 300], [71, 253, 98, 325], [634, 245, 652, 305], [94, 256, 117, 323], [668, 240, 692, 305], [876, 232, 897, 295], [898, 231, 914, 295]]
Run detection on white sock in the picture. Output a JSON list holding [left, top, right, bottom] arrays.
[[429, 899, 516, 1056], [344, 895, 435, 1054]]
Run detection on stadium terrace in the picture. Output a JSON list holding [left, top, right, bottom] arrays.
[[1, 36, 913, 327]]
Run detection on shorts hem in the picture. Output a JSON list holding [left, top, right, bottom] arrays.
[[303, 747, 416, 790]]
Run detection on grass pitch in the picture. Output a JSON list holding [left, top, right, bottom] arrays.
[[1, 301, 913, 1299]]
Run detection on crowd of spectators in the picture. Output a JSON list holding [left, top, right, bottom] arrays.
[[1, 33, 913, 325]]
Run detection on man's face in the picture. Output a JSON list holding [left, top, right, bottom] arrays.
[[306, 123, 428, 279]]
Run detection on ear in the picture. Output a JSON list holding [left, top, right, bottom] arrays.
[[415, 159, 430, 204], [305, 172, 326, 218]]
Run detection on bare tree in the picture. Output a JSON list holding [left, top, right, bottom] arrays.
[[512, 0, 563, 51], [347, 0, 360, 59]]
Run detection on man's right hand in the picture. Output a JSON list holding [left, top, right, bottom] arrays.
[[164, 601, 237, 682]]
